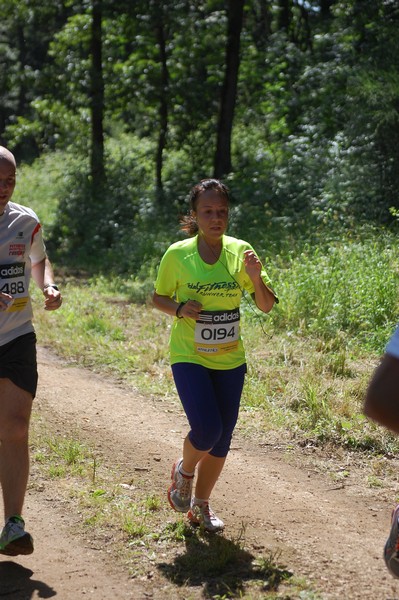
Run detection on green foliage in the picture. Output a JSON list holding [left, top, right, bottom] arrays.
[[268, 233, 399, 351], [48, 137, 173, 274], [0, 0, 74, 159], [12, 151, 65, 228], [6, 100, 90, 154], [2, 0, 399, 222]]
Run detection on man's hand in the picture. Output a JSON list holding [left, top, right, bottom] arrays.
[[43, 287, 62, 311]]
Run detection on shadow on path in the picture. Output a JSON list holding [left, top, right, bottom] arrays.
[[0, 561, 56, 599], [157, 526, 292, 598]]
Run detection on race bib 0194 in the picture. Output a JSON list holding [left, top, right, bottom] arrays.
[[194, 308, 240, 356]]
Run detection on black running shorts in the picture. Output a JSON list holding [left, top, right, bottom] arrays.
[[0, 332, 38, 398]]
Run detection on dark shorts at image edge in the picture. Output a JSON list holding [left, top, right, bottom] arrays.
[[0, 332, 38, 397]]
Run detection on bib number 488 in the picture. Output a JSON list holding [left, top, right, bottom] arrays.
[[0, 281, 24, 295]]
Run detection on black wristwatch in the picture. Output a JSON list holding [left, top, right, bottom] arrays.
[[176, 301, 186, 318], [44, 284, 59, 291]]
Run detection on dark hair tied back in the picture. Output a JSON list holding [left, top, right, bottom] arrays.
[[180, 178, 230, 236]]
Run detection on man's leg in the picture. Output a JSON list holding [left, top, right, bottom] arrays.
[[0, 378, 32, 520]]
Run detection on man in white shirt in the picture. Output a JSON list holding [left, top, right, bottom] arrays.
[[0, 145, 62, 556]]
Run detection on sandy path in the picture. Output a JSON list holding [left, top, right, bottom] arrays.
[[1, 346, 399, 599]]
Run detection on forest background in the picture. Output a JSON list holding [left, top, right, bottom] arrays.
[[2, 0, 399, 453]]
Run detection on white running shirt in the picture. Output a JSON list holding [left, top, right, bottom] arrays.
[[0, 201, 47, 346]]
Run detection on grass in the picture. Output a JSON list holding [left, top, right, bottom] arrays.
[[32, 429, 96, 479], [266, 235, 399, 352], [30, 269, 399, 455]]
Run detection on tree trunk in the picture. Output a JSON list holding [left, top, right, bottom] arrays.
[[155, 19, 169, 202], [251, 1, 272, 49], [214, 0, 244, 179], [278, 0, 292, 32], [16, 24, 27, 116], [90, 0, 105, 197], [320, 0, 334, 19]]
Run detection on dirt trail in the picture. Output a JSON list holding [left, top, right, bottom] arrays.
[[1, 346, 399, 599]]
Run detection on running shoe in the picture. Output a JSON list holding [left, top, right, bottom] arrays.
[[188, 501, 225, 532], [168, 458, 194, 513], [384, 505, 399, 578], [0, 516, 34, 556]]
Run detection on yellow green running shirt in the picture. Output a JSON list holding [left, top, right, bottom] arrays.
[[154, 234, 273, 369]]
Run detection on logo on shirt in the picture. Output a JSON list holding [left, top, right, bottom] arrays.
[[9, 243, 25, 256], [0, 262, 25, 278], [187, 280, 239, 293]]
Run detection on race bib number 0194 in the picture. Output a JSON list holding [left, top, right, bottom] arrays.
[[195, 308, 240, 356]]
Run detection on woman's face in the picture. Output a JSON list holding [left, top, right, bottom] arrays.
[[193, 190, 229, 242]]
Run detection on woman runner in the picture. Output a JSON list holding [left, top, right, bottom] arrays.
[[153, 178, 277, 531]]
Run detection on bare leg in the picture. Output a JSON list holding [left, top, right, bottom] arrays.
[[181, 436, 227, 500], [195, 454, 226, 500], [181, 435, 210, 473], [0, 379, 32, 520]]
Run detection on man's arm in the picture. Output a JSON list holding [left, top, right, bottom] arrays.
[[31, 257, 53, 290], [364, 354, 399, 434], [31, 257, 62, 311]]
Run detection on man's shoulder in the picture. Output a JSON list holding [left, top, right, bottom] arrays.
[[7, 201, 40, 223]]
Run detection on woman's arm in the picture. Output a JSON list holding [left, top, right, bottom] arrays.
[[153, 292, 202, 320], [153, 292, 183, 317], [250, 277, 277, 314], [243, 250, 276, 314]]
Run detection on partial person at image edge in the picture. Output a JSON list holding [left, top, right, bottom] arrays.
[[364, 325, 399, 578], [0, 145, 62, 556], [153, 178, 277, 532]]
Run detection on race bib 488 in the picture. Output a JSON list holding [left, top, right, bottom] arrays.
[[0, 262, 28, 312]]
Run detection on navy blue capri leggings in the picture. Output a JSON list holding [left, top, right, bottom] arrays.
[[171, 362, 247, 458]]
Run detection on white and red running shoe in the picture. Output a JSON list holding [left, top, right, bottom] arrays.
[[188, 501, 225, 533], [167, 458, 194, 513]]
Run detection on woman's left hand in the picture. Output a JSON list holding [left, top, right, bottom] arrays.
[[243, 249, 261, 280]]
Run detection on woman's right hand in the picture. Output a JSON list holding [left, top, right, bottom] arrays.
[[179, 300, 202, 320]]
